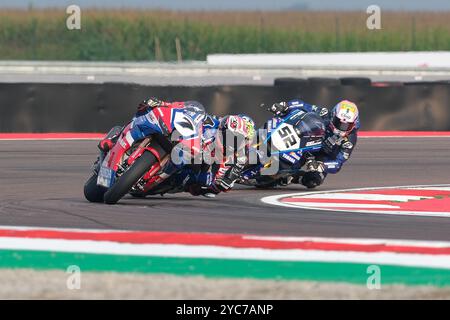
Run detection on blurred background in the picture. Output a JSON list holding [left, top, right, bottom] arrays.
[[1, 0, 450, 61], [2, 0, 450, 132]]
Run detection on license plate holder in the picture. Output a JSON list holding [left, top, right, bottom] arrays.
[[97, 166, 115, 188]]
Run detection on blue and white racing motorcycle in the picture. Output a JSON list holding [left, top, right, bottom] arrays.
[[239, 109, 326, 188]]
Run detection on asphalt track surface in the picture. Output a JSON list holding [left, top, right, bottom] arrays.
[[0, 138, 449, 241]]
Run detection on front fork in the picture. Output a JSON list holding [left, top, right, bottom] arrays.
[[126, 137, 172, 193], [140, 154, 171, 193]]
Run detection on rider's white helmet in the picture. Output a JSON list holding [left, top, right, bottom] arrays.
[[330, 100, 360, 136]]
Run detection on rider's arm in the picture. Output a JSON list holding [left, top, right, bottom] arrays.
[[128, 114, 157, 141], [323, 131, 358, 174], [136, 97, 170, 115], [288, 99, 330, 117], [269, 99, 328, 118]]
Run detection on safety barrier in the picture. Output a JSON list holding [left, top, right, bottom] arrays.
[[1, 82, 449, 132]]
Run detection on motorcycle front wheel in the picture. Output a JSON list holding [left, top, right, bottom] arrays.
[[103, 151, 158, 205]]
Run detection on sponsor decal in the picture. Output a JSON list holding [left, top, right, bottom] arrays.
[[281, 153, 296, 163], [289, 110, 305, 120], [289, 99, 302, 106], [342, 141, 354, 149], [290, 152, 301, 161], [306, 139, 322, 147], [145, 112, 158, 125]]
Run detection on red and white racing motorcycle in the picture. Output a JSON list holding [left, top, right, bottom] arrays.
[[84, 102, 205, 204]]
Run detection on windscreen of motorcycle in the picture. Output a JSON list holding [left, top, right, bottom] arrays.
[[172, 109, 202, 139], [271, 112, 325, 152]]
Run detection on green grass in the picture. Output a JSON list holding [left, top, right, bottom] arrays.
[[2, 249, 450, 286], [2, 9, 450, 61]]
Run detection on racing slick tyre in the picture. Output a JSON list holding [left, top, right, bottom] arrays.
[[130, 193, 146, 198], [103, 151, 158, 205], [84, 174, 107, 203]]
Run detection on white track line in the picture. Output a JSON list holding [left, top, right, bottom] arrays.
[[281, 202, 399, 209], [293, 193, 430, 202], [411, 187, 450, 191], [261, 184, 450, 218]]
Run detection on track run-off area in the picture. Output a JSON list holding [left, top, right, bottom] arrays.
[[0, 132, 450, 285]]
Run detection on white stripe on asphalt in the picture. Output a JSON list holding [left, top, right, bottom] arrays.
[[295, 193, 431, 202], [261, 184, 450, 218], [1, 237, 450, 269], [283, 202, 399, 209], [408, 187, 450, 191], [269, 199, 450, 217]]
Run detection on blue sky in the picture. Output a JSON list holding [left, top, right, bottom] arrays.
[[2, 0, 450, 11]]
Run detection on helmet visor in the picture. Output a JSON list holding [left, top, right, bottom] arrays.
[[332, 117, 353, 132]]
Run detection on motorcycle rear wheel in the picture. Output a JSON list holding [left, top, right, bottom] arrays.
[[84, 174, 107, 203], [103, 151, 157, 205]]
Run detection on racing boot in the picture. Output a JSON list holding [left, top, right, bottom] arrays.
[[278, 176, 294, 186], [301, 171, 325, 189], [93, 126, 124, 175], [98, 126, 123, 153]]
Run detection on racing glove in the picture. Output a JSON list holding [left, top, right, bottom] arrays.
[[305, 159, 326, 173], [137, 97, 164, 113], [267, 102, 289, 117]]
